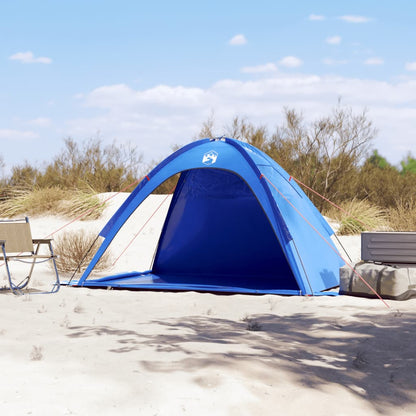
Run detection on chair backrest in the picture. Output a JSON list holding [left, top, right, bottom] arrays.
[[0, 218, 34, 253]]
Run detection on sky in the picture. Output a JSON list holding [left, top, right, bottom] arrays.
[[1, 0, 416, 173]]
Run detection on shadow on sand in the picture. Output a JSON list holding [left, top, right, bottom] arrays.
[[67, 308, 416, 412]]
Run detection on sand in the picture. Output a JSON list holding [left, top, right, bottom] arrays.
[[1, 194, 415, 415]]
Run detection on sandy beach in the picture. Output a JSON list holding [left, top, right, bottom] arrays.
[[1, 194, 415, 415]]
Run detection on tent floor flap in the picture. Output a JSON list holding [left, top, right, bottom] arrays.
[[75, 271, 304, 295]]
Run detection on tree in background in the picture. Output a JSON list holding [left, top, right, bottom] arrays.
[[357, 150, 416, 209], [36, 137, 143, 192], [400, 153, 416, 175], [8, 162, 41, 189], [366, 149, 393, 170], [197, 104, 376, 209], [268, 106, 376, 209], [0, 137, 144, 197]]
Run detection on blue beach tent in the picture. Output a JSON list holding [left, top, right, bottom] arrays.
[[75, 137, 344, 295]]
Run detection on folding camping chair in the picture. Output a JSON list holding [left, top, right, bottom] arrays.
[[0, 217, 60, 294]]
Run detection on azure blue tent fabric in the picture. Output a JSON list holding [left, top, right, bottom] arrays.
[[75, 137, 344, 295]]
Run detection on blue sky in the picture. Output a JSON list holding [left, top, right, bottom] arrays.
[[1, 0, 416, 173]]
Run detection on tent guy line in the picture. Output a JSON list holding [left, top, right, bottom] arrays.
[[289, 175, 370, 229], [111, 187, 176, 267], [261, 173, 390, 308]]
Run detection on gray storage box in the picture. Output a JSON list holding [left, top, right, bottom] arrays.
[[340, 262, 416, 300], [361, 232, 416, 264]]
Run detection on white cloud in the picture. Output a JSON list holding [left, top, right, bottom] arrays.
[[9, 51, 52, 64], [279, 56, 303, 68], [28, 117, 52, 127], [229, 34, 247, 46], [338, 15, 372, 23], [308, 14, 325, 21], [322, 58, 348, 65], [326, 36, 341, 45], [69, 75, 416, 165], [365, 58, 384, 66], [405, 62, 416, 71], [0, 129, 39, 140], [241, 63, 278, 73], [84, 84, 206, 110]]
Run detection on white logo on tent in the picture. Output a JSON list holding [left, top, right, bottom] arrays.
[[202, 150, 218, 165]]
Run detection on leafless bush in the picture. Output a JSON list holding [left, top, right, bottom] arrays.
[[53, 230, 112, 273], [196, 104, 376, 211]]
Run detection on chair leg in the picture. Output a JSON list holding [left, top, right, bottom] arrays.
[[1, 245, 24, 295], [2, 245, 13, 289], [1, 241, 60, 295], [48, 241, 60, 293], [26, 242, 40, 285], [26, 241, 60, 294]]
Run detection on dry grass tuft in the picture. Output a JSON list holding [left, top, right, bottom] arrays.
[[388, 198, 416, 231], [325, 199, 388, 235], [30, 345, 43, 361], [0, 187, 66, 217], [0, 187, 104, 220], [57, 189, 105, 220], [53, 230, 112, 273], [242, 315, 263, 331]]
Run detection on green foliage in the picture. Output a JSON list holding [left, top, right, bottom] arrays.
[[366, 150, 392, 170], [400, 153, 416, 175]]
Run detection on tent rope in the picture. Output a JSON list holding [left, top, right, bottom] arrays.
[[67, 234, 100, 285], [63, 178, 146, 284], [111, 184, 177, 267], [288, 175, 362, 262], [261, 173, 390, 309], [288, 175, 370, 229], [44, 177, 144, 239], [333, 233, 353, 263]]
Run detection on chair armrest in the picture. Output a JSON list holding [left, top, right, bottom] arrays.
[[32, 238, 53, 244]]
